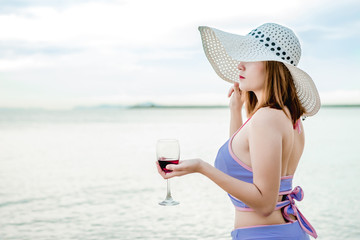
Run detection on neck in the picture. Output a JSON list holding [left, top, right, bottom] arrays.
[[253, 90, 265, 107]]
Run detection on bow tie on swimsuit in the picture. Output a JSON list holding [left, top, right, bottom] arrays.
[[277, 186, 317, 238]]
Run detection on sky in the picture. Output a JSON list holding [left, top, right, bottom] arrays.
[[0, 0, 359, 109]]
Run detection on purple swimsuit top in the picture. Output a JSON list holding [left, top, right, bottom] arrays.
[[214, 117, 318, 238]]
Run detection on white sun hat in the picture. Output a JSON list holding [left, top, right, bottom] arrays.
[[198, 23, 321, 117]]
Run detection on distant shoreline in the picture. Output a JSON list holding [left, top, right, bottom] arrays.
[[320, 104, 360, 108], [1, 104, 360, 111], [128, 104, 360, 109]]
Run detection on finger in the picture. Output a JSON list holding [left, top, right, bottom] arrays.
[[166, 164, 178, 171], [156, 161, 167, 178], [228, 87, 234, 98], [233, 82, 239, 92], [156, 161, 162, 173], [233, 82, 241, 96], [163, 170, 186, 179], [163, 173, 174, 179]]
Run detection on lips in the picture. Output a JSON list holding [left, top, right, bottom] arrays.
[[239, 75, 245, 79]]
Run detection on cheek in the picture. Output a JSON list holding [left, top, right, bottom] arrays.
[[254, 64, 266, 87], [240, 63, 266, 91], [255, 62, 266, 76]]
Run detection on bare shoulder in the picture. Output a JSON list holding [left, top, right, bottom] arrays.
[[249, 107, 291, 133]]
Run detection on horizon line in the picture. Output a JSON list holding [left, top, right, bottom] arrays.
[[1, 103, 360, 111]]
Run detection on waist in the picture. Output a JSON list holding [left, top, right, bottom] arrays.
[[232, 186, 318, 238], [234, 209, 294, 229]]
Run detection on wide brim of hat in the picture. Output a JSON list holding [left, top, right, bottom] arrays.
[[198, 26, 321, 117]]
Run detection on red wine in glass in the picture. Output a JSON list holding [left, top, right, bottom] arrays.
[[158, 158, 179, 173], [156, 139, 180, 206]]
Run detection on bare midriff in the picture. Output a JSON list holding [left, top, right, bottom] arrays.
[[234, 208, 297, 229]]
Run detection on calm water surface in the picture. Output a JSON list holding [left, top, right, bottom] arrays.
[[0, 107, 359, 239]]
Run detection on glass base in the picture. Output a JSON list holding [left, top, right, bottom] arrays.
[[159, 198, 180, 206]]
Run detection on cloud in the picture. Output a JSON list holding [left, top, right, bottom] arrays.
[[0, 0, 122, 14], [0, 40, 82, 59], [0, 0, 329, 47], [0, 0, 359, 109]]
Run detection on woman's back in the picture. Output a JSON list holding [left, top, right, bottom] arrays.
[[231, 107, 305, 227], [284, 116, 305, 176], [232, 107, 304, 177]]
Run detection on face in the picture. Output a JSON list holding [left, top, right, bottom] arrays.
[[237, 61, 266, 93]]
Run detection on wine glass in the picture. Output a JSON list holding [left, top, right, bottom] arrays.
[[157, 139, 180, 206]]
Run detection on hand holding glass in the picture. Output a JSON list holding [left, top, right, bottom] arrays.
[[157, 139, 180, 206]]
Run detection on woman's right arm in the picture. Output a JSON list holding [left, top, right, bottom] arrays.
[[228, 82, 244, 137]]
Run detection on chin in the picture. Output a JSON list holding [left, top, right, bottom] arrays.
[[238, 82, 248, 91]]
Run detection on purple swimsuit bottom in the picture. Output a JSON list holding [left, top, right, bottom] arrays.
[[214, 117, 317, 239]]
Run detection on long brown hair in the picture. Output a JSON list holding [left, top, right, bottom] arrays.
[[243, 61, 306, 125]]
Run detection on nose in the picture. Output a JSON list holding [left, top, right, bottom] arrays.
[[237, 62, 245, 71]]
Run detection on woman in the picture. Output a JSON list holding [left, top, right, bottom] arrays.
[[157, 23, 320, 239]]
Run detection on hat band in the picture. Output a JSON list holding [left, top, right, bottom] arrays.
[[247, 28, 297, 66]]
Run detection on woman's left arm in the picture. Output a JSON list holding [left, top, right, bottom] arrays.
[[246, 109, 283, 215]]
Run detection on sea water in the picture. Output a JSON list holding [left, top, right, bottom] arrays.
[[0, 107, 359, 240]]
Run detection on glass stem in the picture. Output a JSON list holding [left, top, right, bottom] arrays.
[[165, 179, 173, 200]]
